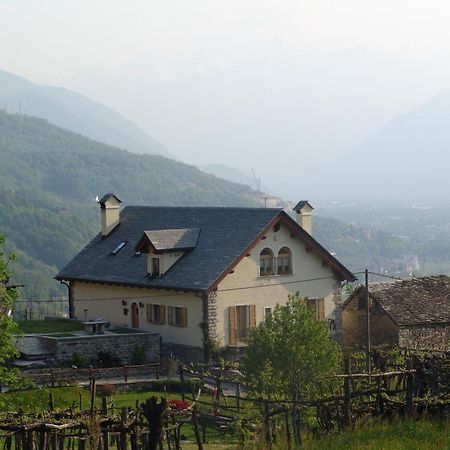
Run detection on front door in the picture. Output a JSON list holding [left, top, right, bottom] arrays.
[[131, 303, 140, 328]]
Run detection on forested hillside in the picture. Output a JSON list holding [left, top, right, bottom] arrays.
[[0, 111, 262, 299], [0, 111, 414, 300]]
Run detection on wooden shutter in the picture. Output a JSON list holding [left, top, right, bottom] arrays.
[[318, 298, 325, 320], [159, 305, 166, 324], [229, 306, 237, 346], [249, 304, 256, 328], [168, 306, 173, 326], [146, 304, 152, 323], [181, 307, 188, 327]]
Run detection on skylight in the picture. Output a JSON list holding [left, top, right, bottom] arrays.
[[111, 241, 127, 255]]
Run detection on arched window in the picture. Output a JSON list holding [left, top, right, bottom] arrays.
[[277, 247, 292, 275], [259, 248, 274, 276]]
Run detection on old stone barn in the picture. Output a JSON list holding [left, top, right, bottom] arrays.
[[342, 275, 450, 351]]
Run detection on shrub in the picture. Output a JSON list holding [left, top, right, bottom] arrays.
[[131, 345, 147, 365], [96, 351, 122, 368]]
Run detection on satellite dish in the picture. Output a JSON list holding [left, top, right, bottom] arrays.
[[95, 195, 99, 202]]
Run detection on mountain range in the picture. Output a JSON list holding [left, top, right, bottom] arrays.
[[321, 89, 450, 200], [0, 68, 170, 157]]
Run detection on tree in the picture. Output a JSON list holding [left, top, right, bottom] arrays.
[[0, 235, 19, 382], [241, 294, 342, 401]]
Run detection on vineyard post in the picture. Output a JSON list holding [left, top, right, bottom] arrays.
[[343, 356, 351, 426]]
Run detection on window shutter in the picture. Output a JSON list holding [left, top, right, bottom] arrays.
[[146, 304, 152, 323], [229, 306, 237, 346], [318, 298, 325, 320], [168, 306, 173, 326], [160, 305, 166, 324], [249, 304, 256, 328], [181, 307, 188, 327]]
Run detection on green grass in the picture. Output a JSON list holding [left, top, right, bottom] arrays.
[[2, 388, 447, 449], [0, 386, 238, 447], [17, 319, 84, 334]]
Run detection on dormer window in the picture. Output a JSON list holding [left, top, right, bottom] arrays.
[[259, 248, 274, 276], [151, 257, 161, 277]]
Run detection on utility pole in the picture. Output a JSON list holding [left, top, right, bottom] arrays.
[[365, 269, 371, 373]]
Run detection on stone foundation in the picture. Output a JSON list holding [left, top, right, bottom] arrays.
[[38, 332, 160, 364]]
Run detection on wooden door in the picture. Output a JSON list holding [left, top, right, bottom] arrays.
[[132, 303, 140, 328]]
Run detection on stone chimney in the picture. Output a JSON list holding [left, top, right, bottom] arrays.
[[99, 194, 122, 237], [293, 200, 314, 235]]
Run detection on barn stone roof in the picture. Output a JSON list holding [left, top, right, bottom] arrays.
[[346, 276, 450, 326]]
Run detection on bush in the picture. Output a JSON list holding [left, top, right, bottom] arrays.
[[131, 345, 147, 365], [71, 352, 87, 368], [96, 351, 122, 368]]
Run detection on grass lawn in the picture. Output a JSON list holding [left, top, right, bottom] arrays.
[[17, 319, 84, 334], [300, 417, 450, 450]]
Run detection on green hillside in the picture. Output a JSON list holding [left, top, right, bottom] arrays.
[[0, 111, 261, 299]]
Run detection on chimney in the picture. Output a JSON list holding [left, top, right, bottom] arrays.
[[293, 200, 314, 235], [99, 194, 122, 237]]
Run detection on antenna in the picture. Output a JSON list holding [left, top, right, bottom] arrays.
[[251, 167, 261, 192]]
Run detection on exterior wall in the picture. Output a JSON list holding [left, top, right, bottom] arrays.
[[214, 222, 340, 346], [342, 294, 399, 349], [398, 323, 450, 351], [38, 332, 160, 364], [71, 282, 203, 347]]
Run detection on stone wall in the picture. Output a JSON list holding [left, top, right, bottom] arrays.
[[398, 323, 450, 351], [342, 294, 398, 349], [38, 332, 160, 364], [162, 342, 204, 364]]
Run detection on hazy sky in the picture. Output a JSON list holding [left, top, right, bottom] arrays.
[[2, 1, 450, 198], [3, 0, 450, 83]]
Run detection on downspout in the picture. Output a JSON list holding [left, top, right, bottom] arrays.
[[59, 280, 74, 319]]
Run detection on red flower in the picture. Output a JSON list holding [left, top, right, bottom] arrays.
[[168, 399, 190, 411]]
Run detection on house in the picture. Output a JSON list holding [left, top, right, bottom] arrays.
[[56, 194, 355, 361], [342, 276, 450, 351]]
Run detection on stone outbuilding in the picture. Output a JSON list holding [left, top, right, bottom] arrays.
[[342, 276, 450, 351]]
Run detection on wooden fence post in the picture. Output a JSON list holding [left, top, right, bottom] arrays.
[[236, 381, 241, 414], [343, 356, 351, 426], [192, 407, 204, 450], [406, 360, 414, 416], [179, 366, 185, 401], [263, 400, 272, 449]]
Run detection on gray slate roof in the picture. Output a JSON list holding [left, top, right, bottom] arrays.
[[57, 206, 282, 292], [141, 228, 200, 252], [347, 276, 450, 325]]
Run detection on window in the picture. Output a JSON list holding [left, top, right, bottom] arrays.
[[306, 298, 325, 320], [229, 305, 256, 345], [111, 241, 127, 255], [277, 247, 292, 275], [168, 306, 187, 327], [151, 257, 160, 277], [264, 307, 272, 318], [146, 304, 166, 324], [259, 248, 274, 276]]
